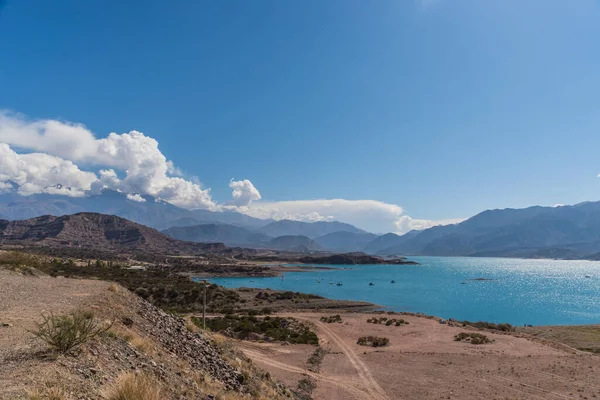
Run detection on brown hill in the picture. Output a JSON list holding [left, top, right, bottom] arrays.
[[0, 212, 225, 254]]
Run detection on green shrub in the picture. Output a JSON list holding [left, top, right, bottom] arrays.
[[192, 315, 319, 345], [31, 311, 112, 354], [367, 317, 408, 326], [454, 332, 493, 345], [357, 336, 389, 347], [320, 315, 342, 323], [307, 346, 326, 372], [459, 320, 514, 332]]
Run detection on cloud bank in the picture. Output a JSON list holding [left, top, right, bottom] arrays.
[[0, 110, 461, 234], [240, 199, 463, 234]]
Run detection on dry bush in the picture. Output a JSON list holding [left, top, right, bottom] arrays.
[[103, 372, 162, 400], [31, 311, 112, 354], [108, 283, 120, 293]]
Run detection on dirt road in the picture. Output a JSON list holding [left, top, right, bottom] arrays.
[[237, 312, 600, 400]]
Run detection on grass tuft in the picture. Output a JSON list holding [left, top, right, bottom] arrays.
[[103, 372, 162, 400]]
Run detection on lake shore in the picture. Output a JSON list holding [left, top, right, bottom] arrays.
[[183, 263, 340, 278]]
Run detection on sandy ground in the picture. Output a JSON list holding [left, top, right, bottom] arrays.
[[0, 270, 113, 398], [237, 313, 600, 400]]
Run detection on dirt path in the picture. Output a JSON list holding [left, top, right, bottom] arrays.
[[308, 318, 389, 400], [239, 347, 373, 399], [236, 312, 600, 400]]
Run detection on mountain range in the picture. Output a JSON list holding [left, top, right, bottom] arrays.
[[0, 190, 272, 231], [2, 190, 600, 259], [0, 212, 224, 254], [368, 202, 600, 259]]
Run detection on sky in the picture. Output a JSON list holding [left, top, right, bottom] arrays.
[[1, 0, 600, 234]]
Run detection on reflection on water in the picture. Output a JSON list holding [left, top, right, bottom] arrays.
[[204, 256, 600, 326]]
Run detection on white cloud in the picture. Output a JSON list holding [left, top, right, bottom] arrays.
[[229, 179, 261, 206], [0, 111, 215, 209], [236, 199, 459, 234], [0, 144, 97, 197], [0, 110, 463, 234], [126, 193, 146, 203], [394, 215, 464, 234]]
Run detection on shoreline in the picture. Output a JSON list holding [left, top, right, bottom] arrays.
[[183, 264, 341, 278]]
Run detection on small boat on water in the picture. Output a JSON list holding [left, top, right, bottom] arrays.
[[336, 282, 343, 286], [390, 279, 396, 283], [460, 282, 466, 285], [369, 282, 375, 286], [586, 275, 591, 278], [329, 281, 334, 284]]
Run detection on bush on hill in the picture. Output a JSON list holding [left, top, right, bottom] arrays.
[[320, 315, 342, 323], [454, 332, 493, 345], [192, 315, 319, 345], [459, 320, 514, 332], [357, 336, 389, 347]]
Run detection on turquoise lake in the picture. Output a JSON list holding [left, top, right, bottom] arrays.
[[207, 256, 600, 326]]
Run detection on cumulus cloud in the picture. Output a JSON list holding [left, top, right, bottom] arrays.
[[126, 193, 146, 203], [228, 179, 261, 206], [0, 143, 96, 197], [0, 110, 463, 234], [237, 199, 463, 234], [0, 111, 215, 209], [394, 215, 464, 234]]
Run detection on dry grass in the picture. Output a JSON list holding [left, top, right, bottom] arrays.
[[129, 334, 156, 354], [103, 372, 162, 400], [108, 283, 120, 293], [185, 317, 200, 333], [27, 385, 67, 400], [110, 326, 156, 354]]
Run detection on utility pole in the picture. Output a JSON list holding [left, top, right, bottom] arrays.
[[202, 280, 207, 330]]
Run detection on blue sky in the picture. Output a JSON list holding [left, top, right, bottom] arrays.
[[1, 0, 600, 233]]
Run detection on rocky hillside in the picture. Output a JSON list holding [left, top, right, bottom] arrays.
[[0, 268, 290, 399], [0, 212, 225, 254]]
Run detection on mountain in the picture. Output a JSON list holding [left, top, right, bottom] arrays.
[[257, 220, 366, 239], [362, 233, 403, 254], [314, 231, 378, 253], [267, 235, 321, 252], [0, 190, 273, 231], [377, 202, 600, 259], [0, 212, 224, 254], [162, 224, 272, 247]]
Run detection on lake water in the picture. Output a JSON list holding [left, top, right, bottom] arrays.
[[207, 256, 600, 326]]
